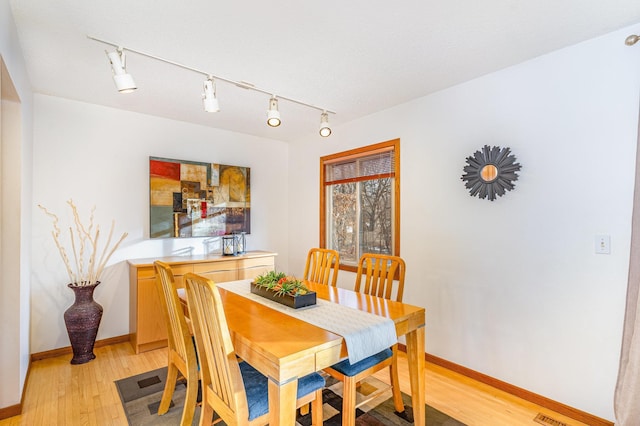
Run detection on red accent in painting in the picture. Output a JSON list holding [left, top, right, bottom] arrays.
[[201, 201, 207, 218], [150, 160, 180, 180]]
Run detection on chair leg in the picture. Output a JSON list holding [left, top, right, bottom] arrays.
[[341, 376, 358, 426], [158, 362, 179, 415], [389, 357, 404, 413], [198, 398, 214, 426], [299, 403, 310, 416], [180, 375, 198, 426], [311, 389, 323, 426]]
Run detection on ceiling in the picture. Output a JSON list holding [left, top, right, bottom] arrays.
[[9, 1, 640, 142]]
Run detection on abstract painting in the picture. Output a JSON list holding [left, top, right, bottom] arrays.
[[149, 157, 251, 238]]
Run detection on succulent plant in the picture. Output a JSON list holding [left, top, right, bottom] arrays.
[[254, 271, 309, 297]]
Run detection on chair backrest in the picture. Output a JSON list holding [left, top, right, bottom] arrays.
[[355, 253, 406, 302], [303, 247, 340, 286], [154, 261, 197, 369], [184, 272, 250, 423]]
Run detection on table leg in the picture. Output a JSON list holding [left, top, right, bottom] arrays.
[[406, 325, 425, 426], [268, 376, 298, 425]]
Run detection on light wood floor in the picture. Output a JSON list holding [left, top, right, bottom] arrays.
[[0, 342, 590, 426]]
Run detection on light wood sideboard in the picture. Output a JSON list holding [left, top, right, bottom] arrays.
[[128, 250, 277, 353]]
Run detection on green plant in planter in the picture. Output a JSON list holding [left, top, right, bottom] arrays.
[[254, 271, 309, 297], [254, 270, 286, 289]]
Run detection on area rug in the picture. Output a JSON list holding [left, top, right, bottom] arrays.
[[115, 367, 466, 425]]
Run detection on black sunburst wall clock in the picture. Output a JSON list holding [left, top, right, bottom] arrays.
[[461, 145, 521, 201]]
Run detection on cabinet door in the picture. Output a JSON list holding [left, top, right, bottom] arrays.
[[137, 278, 168, 345], [194, 260, 238, 283], [238, 256, 275, 280]]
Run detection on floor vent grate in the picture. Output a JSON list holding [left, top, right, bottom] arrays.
[[534, 413, 568, 426]]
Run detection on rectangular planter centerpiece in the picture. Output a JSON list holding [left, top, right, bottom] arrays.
[[250, 282, 317, 309]]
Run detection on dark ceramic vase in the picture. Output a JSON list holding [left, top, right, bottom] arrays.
[[64, 282, 103, 364]]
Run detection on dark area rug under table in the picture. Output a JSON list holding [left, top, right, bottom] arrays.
[[115, 367, 466, 425]]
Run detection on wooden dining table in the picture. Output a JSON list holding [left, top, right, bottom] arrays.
[[182, 280, 426, 426]]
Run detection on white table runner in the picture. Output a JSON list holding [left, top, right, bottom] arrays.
[[217, 280, 397, 364]]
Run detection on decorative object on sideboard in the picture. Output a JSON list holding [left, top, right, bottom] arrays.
[[251, 271, 317, 309], [461, 145, 521, 201], [234, 231, 246, 254], [222, 234, 238, 256], [38, 200, 128, 364]]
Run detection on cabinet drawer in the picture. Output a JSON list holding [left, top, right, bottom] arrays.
[[193, 260, 238, 274], [198, 269, 238, 283], [136, 263, 192, 279], [137, 266, 156, 280], [238, 257, 275, 269], [239, 265, 273, 281], [170, 264, 193, 276]]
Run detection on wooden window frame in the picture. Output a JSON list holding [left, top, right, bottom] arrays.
[[320, 138, 400, 273]]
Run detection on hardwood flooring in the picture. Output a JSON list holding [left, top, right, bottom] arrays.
[[1, 342, 591, 426]]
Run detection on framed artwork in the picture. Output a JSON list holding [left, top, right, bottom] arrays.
[[149, 156, 251, 238]]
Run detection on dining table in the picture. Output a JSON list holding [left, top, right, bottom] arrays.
[[181, 279, 426, 426]]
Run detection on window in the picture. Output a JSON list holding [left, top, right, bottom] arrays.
[[320, 139, 400, 271]]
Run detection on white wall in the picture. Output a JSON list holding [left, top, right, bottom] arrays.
[[31, 95, 290, 353], [288, 25, 640, 421], [0, 0, 33, 411]]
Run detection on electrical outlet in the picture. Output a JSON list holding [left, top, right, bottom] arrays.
[[595, 235, 611, 254]]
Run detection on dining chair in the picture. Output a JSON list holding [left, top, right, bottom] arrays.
[[154, 261, 199, 426], [183, 272, 326, 426], [323, 253, 406, 426], [303, 247, 340, 286], [354, 253, 406, 302]]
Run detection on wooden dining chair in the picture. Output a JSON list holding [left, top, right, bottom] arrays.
[[354, 253, 406, 302], [183, 272, 326, 426], [303, 247, 340, 286], [154, 261, 199, 426], [323, 253, 406, 426]]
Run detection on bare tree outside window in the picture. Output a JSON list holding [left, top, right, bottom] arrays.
[[360, 177, 392, 255], [330, 183, 357, 262], [321, 139, 400, 271]]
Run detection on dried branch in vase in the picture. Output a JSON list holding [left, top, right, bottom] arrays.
[[39, 199, 128, 286]]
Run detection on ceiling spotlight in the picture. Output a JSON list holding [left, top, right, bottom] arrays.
[[319, 111, 331, 137], [202, 77, 220, 112], [626, 34, 640, 46], [267, 96, 281, 127], [106, 48, 136, 93]]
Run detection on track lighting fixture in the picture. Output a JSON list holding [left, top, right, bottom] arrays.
[[106, 48, 136, 93], [319, 111, 331, 137], [266, 96, 281, 127], [90, 35, 335, 135], [202, 77, 220, 112]]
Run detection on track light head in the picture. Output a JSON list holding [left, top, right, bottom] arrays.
[[106, 49, 136, 93], [202, 78, 220, 112], [319, 111, 331, 137], [267, 96, 281, 127], [626, 34, 640, 46]]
